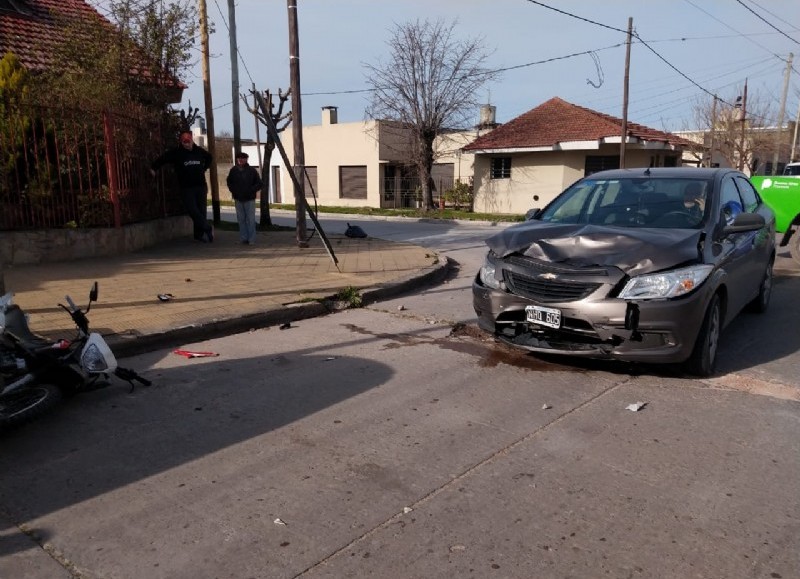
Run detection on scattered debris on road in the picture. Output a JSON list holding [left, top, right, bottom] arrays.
[[626, 401, 648, 412], [174, 349, 219, 359]]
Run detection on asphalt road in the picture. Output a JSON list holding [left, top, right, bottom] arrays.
[[1, 212, 798, 578]]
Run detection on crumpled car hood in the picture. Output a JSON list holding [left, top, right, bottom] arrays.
[[486, 222, 704, 276]]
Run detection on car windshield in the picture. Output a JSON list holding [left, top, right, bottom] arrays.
[[537, 177, 711, 229]]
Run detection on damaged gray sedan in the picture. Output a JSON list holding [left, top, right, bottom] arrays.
[[473, 168, 775, 376]]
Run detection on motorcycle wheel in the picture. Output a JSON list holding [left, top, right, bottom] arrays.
[[0, 384, 63, 429]]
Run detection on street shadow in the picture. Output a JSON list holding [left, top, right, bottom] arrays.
[[713, 272, 800, 373], [0, 351, 393, 522], [480, 271, 800, 379]]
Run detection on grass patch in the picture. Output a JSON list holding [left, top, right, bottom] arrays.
[[270, 203, 524, 223], [334, 286, 363, 308], [213, 201, 523, 223]]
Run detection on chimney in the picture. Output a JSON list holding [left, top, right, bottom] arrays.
[[478, 104, 497, 129], [322, 106, 338, 125]]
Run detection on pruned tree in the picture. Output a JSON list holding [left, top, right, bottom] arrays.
[[245, 88, 292, 226], [364, 19, 498, 210], [690, 87, 778, 174]]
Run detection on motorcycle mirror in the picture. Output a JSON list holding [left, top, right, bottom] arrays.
[[90, 282, 99, 302]]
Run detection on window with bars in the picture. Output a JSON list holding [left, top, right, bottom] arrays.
[[490, 157, 511, 179]]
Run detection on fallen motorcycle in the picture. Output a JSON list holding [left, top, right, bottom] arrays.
[[0, 282, 150, 429]]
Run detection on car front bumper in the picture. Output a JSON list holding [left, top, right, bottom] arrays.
[[472, 275, 713, 364]]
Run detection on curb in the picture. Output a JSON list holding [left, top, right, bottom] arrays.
[[108, 258, 453, 359]]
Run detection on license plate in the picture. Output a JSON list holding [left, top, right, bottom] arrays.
[[526, 305, 561, 329]]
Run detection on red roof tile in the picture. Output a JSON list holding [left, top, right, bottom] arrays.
[[0, 0, 184, 90], [464, 97, 692, 151]]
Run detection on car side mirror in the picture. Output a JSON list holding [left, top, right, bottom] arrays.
[[525, 208, 542, 221], [721, 212, 765, 235]]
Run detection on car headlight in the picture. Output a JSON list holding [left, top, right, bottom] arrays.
[[618, 264, 713, 300], [479, 256, 501, 289]]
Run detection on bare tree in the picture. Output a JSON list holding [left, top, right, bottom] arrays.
[[364, 19, 498, 210], [690, 87, 778, 174], [245, 88, 292, 227]]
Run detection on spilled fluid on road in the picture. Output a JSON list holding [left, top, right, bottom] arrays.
[[341, 322, 582, 373]]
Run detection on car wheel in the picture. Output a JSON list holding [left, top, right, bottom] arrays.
[[746, 259, 773, 314], [685, 294, 721, 377]]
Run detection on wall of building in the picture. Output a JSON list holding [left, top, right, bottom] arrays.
[[279, 118, 383, 207], [276, 110, 480, 209], [472, 151, 585, 214], [471, 147, 683, 215]]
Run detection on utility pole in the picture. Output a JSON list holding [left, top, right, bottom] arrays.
[[228, 0, 241, 154], [791, 97, 800, 163], [199, 0, 220, 223], [620, 17, 632, 169], [736, 80, 747, 172], [287, 0, 308, 247], [772, 52, 793, 174], [708, 95, 717, 168]]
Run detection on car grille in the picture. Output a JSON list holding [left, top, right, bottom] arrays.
[[503, 254, 609, 276], [503, 270, 600, 303]]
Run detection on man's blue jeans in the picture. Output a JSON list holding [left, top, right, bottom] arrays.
[[235, 199, 257, 244]]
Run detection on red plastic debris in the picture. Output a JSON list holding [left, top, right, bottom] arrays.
[[173, 349, 219, 359]]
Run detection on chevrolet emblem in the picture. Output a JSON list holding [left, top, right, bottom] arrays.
[[539, 272, 557, 280]]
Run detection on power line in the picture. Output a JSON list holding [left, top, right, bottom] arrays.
[[523, 0, 627, 34], [734, 0, 800, 46], [683, 0, 789, 65]]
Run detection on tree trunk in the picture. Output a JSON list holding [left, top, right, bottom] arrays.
[[259, 140, 274, 227], [420, 137, 435, 211]]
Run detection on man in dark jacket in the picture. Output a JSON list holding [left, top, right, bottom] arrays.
[[150, 130, 214, 243], [226, 152, 262, 245]]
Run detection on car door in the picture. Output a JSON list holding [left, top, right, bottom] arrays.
[[734, 174, 773, 287], [716, 175, 756, 318]]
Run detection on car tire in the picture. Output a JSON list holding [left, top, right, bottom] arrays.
[[685, 293, 721, 377], [746, 259, 773, 314]]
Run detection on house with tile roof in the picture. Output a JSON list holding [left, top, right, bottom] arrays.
[[463, 97, 694, 214], [0, 0, 190, 242], [0, 0, 184, 103]]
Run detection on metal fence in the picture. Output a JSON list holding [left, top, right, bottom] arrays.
[[382, 175, 456, 209], [0, 104, 182, 231]]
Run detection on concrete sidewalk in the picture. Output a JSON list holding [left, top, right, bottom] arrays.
[[3, 228, 445, 357]]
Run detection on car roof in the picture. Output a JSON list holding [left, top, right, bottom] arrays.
[[586, 167, 734, 180]]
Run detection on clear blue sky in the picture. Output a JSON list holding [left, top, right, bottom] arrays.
[[92, 0, 800, 138]]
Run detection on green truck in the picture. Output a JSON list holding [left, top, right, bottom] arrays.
[[750, 175, 800, 265]]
